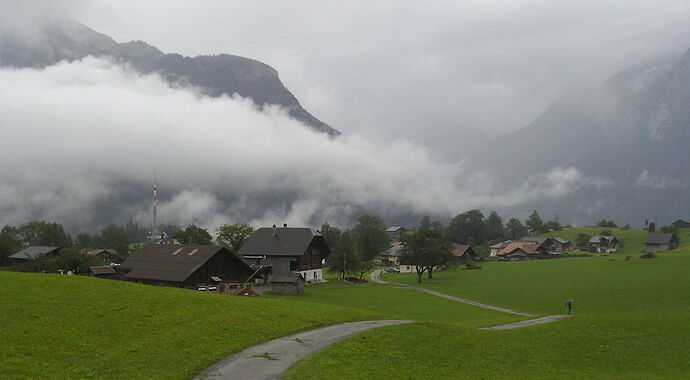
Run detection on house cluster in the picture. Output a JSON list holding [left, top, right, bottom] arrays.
[[11, 223, 326, 297], [489, 236, 573, 260]]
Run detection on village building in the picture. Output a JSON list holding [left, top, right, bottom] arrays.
[[379, 242, 404, 266], [119, 245, 252, 290], [8, 246, 60, 266], [489, 240, 512, 256], [645, 232, 679, 252], [496, 241, 549, 260], [519, 237, 561, 251], [89, 265, 118, 279], [588, 236, 619, 253], [671, 219, 690, 229], [386, 226, 407, 243], [239, 224, 328, 283], [450, 243, 477, 263], [80, 249, 118, 264], [552, 237, 573, 252]]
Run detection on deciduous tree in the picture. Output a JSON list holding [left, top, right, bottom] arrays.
[[216, 223, 254, 255]]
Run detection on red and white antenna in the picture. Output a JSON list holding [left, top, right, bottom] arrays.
[[153, 169, 158, 238]]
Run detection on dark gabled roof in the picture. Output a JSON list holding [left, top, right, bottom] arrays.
[[450, 244, 474, 257], [645, 232, 677, 245], [672, 219, 690, 227], [386, 226, 405, 232], [497, 242, 541, 256], [89, 266, 116, 275], [271, 272, 304, 283], [380, 243, 404, 257], [121, 245, 250, 282], [9, 246, 59, 260], [238, 227, 328, 257], [82, 248, 118, 256]]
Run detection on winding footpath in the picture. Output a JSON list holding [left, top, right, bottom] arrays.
[[370, 269, 570, 328], [196, 271, 569, 379], [195, 320, 410, 380]]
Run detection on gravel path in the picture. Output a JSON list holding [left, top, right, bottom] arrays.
[[371, 269, 535, 316], [194, 320, 411, 380], [479, 315, 571, 330]]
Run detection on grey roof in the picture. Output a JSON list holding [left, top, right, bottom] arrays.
[[519, 236, 548, 244], [553, 237, 571, 244], [489, 240, 512, 249], [238, 227, 329, 257], [589, 236, 617, 243], [121, 244, 250, 282], [645, 232, 677, 245], [386, 226, 405, 232], [380, 243, 404, 257], [271, 272, 304, 283], [9, 246, 59, 260]]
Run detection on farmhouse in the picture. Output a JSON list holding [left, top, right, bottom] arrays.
[[8, 246, 60, 264], [386, 226, 407, 242], [489, 240, 512, 256], [519, 236, 566, 252], [380, 242, 404, 266], [645, 232, 679, 252], [552, 237, 573, 252], [450, 243, 477, 263], [588, 236, 619, 253], [239, 224, 328, 283], [496, 241, 548, 260], [80, 248, 118, 264], [671, 219, 690, 229], [119, 245, 252, 289]]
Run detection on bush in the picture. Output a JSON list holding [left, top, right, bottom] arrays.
[[640, 252, 657, 259]]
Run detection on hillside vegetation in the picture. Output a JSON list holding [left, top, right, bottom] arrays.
[[0, 272, 377, 379]]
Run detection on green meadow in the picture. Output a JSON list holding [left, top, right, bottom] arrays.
[[285, 230, 690, 379], [0, 272, 378, 379]]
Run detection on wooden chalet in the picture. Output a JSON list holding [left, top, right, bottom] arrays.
[[496, 241, 549, 260], [8, 246, 60, 269], [450, 243, 477, 263], [119, 245, 252, 290], [645, 232, 679, 252], [239, 224, 328, 283], [81, 249, 118, 264], [489, 240, 512, 256], [671, 219, 690, 229], [588, 236, 619, 253], [386, 226, 407, 243]]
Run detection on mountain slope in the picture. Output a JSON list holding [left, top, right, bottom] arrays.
[[473, 50, 690, 224], [0, 19, 339, 135]]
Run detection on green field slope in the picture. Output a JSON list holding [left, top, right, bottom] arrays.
[[0, 272, 378, 379]]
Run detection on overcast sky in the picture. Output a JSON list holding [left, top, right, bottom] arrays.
[[72, 0, 690, 143]]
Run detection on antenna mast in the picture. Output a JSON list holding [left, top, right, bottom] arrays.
[[153, 170, 158, 238]]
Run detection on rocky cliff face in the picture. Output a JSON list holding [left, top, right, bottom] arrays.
[[0, 19, 339, 135]]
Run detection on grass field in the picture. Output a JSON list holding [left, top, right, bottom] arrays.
[[285, 239, 690, 379], [0, 272, 379, 379]]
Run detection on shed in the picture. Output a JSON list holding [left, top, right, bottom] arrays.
[[271, 272, 305, 296], [645, 232, 678, 252], [89, 266, 118, 279], [119, 245, 252, 289]]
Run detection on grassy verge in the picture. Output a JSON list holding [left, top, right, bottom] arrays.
[[0, 272, 379, 379]]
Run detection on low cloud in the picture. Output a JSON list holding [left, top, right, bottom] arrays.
[[0, 58, 597, 232]]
